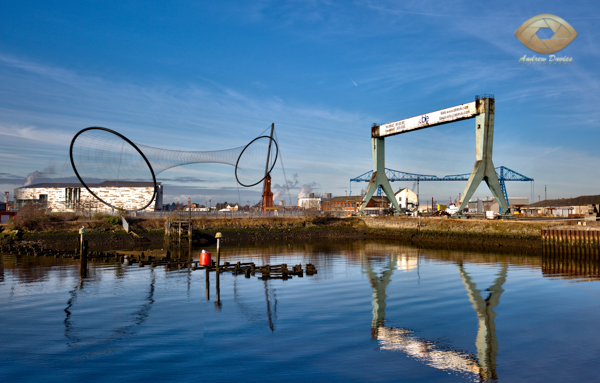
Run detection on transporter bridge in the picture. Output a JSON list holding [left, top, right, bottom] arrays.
[[350, 166, 534, 209]]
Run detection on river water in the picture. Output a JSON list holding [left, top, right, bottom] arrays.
[[1, 241, 600, 382]]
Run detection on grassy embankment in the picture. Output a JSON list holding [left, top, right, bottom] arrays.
[[1, 211, 563, 240], [360, 216, 562, 239]]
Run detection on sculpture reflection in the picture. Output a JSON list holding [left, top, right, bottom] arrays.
[[232, 276, 277, 331], [64, 270, 156, 351], [363, 245, 506, 381]]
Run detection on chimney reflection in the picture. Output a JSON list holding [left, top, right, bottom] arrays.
[[363, 245, 506, 381]]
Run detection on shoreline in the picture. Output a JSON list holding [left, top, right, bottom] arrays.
[[1, 216, 595, 255]]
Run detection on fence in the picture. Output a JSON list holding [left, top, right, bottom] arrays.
[[131, 210, 327, 219]]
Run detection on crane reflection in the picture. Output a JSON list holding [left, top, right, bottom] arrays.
[[363, 246, 506, 381]]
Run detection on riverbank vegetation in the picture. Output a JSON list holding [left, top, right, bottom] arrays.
[[1, 208, 567, 239]]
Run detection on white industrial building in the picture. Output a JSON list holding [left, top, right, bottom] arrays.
[[394, 188, 418, 211], [298, 193, 322, 210], [14, 181, 163, 213]]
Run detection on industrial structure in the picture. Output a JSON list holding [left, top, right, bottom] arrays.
[[359, 95, 511, 217], [321, 195, 389, 215], [260, 123, 276, 211], [350, 166, 534, 211], [261, 175, 274, 210], [297, 193, 322, 210]]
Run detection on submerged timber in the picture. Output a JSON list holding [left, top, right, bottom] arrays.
[[3, 216, 598, 254]]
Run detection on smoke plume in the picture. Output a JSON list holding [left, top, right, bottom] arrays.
[[298, 181, 318, 199], [24, 166, 56, 186], [272, 173, 299, 203]]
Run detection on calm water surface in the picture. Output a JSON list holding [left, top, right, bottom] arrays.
[[2, 241, 600, 382]]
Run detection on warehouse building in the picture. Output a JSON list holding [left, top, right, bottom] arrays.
[[522, 195, 600, 219], [321, 195, 390, 216]]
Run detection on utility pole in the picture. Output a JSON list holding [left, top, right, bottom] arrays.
[[545, 185, 547, 201], [417, 179, 420, 213]]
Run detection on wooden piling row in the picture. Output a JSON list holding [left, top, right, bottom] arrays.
[[164, 217, 193, 247], [1, 240, 318, 281], [542, 243, 600, 279], [0, 243, 80, 259], [191, 261, 317, 280], [541, 229, 600, 245]]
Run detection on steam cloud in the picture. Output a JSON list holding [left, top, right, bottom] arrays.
[[298, 181, 318, 199], [272, 173, 299, 202], [24, 166, 56, 186]]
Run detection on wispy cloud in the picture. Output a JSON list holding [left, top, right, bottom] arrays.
[[0, 123, 72, 145]]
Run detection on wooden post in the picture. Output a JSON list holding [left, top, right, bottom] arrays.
[[205, 267, 210, 301], [79, 226, 87, 277], [215, 232, 222, 307], [215, 232, 222, 271]]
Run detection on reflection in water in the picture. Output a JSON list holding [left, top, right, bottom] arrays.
[[5, 241, 600, 382], [363, 247, 506, 382], [543, 244, 600, 281], [64, 271, 156, 353], [215, 269, 221, 311], [263, 279, 277, 332], [458, 263, 506, 381], [233, 276, 278, 331]]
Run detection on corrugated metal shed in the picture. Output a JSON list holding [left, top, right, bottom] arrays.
[[526, 195, 600, 208]]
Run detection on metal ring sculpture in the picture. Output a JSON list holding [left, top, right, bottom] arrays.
[[70, 127, 278, 211]]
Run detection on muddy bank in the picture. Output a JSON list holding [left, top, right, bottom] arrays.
[[2, 224, 545, 255]]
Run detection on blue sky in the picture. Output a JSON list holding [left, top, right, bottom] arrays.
[[1, 1, 599, 206]]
